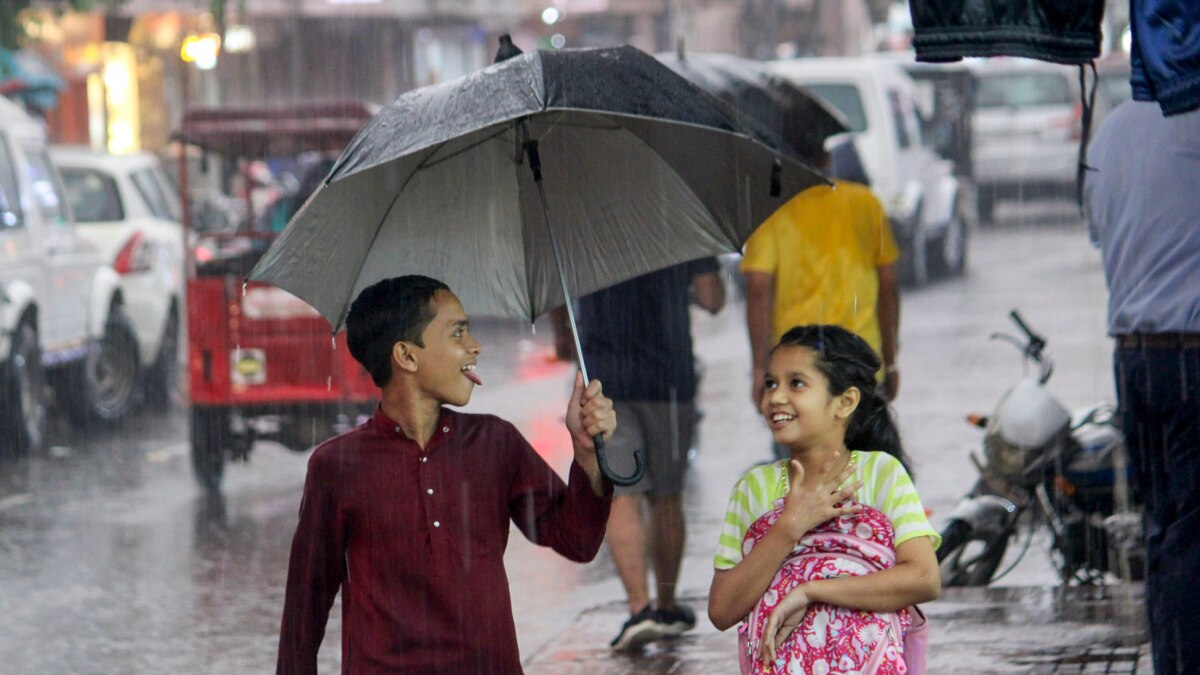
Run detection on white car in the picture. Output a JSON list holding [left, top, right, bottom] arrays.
[[1, 97, 135, 452], [969, 59, 1083, 222], [768, 56, 967, 286], [51, 146, 185, 409]]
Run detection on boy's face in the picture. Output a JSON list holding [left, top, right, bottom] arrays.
[[408, 290, 482, 407]]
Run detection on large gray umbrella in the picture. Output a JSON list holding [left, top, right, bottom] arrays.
[[248, 40, 825, 483]]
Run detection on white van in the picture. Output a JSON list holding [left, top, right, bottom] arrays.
[[0, 97, 137, 453], [769, 57, 968, 285]]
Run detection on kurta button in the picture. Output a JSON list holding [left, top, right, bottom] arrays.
[[442, 426, 449, 433], [421, 456, 428, 463], [433, 521, 441, 528], [427, 488, 434, 495], [395, 426, 401, 433]]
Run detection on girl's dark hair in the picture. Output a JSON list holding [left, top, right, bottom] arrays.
[[773, 324, 912, 476], [346, 275, 450, 387]]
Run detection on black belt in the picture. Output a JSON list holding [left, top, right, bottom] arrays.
[[1116, 333, 1200, 349]]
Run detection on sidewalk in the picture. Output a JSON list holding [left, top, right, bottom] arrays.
[[510, 228, 1151, 673], [524, 584, 1151, 674]]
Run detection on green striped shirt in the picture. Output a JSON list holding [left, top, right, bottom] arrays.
[[713, 450, 940, 570]]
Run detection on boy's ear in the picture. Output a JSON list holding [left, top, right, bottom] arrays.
[[835, 386, 861, 420], [392, 341, 419, 374]]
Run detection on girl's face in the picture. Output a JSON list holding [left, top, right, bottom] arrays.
[[760, 345, 857, 450]]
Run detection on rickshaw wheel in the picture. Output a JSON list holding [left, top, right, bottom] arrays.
[[191, 406, 227, 493]]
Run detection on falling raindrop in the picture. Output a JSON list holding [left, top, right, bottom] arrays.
[[327, 376, 332, 391], [242, 280, 247, 297]]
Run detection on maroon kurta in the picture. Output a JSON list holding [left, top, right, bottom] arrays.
[[277, 407, 612, 674]]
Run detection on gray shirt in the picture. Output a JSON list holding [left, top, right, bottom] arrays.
[[1085, 101, 1200, 335]]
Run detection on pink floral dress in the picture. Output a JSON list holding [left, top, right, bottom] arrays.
[[738, 499, 912, 675]]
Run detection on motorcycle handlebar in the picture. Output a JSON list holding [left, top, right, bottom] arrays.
[[1009, 309, 1047, 358]]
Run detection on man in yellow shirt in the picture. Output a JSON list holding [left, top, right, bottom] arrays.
[[742, 149, 901, 443]]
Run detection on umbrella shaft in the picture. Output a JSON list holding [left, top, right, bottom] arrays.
[[523, 132, 589, 385], [532, 173, 589, 385]]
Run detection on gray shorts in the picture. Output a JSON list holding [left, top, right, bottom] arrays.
[[606, 400, 697, 497]]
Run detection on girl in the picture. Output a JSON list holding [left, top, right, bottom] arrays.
[[709, 325, 940, 674]]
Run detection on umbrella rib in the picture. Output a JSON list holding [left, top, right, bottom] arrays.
[[331, 141, 447, 331], [416, 126, 511, 171]]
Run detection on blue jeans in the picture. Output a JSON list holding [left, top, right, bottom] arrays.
[[1115, 345, 1200, 675]]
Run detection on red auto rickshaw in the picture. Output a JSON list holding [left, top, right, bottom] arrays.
[[176, 102, 379, 492]]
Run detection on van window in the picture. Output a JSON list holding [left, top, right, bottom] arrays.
[[0, 138, 23, 228], [23, 147, 68, 224], [977, 72, 1072, 109], [60, 168, 125, 223], [803, 83, 868, 132]]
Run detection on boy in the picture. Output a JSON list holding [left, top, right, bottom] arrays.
[[277, 275, 615, 674]]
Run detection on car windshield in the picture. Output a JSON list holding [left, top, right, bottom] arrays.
[[976, 72, 1072, 109], [803, 83, 868, 132]]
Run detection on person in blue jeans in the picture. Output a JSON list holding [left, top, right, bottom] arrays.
[[1085, 100, 1200, 674]]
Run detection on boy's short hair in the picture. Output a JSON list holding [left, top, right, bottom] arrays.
[[346, 275, 450, 387]]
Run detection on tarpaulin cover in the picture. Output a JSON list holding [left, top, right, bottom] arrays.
[[909, 0, 1104, 65], [1130, 0, 1200, 116]]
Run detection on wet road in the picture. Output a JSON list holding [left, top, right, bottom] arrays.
[[0, 206, 1130, 672]]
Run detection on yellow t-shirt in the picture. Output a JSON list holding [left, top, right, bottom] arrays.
[[741, 181, 899, 357]]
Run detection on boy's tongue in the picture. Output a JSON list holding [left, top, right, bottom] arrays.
[[464, 370, 483, 386]]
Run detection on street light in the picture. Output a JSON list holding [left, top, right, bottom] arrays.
[[181, 33, 221, 71], [223, 25, 256, 54]]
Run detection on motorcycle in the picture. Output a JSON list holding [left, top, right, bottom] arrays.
[[936, 310, 1144, 586]]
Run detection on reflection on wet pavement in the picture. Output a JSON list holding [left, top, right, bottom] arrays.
[[0, 227, 1156, 673]]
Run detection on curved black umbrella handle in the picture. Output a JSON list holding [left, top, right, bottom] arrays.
[[594, 434, 644, 487]]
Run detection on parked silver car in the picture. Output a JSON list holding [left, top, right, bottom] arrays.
[[970, 59, 1084, 223]]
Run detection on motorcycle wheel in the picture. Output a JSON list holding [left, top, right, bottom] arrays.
[[937, 519, 1010, 587]]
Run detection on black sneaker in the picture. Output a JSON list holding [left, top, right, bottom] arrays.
[[609, 605, 662, 651], [656, 603, 696, 636]]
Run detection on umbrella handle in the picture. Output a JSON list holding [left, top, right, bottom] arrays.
[[594, 434, 645, 487]]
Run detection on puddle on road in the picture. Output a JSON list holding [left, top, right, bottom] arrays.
[[933, 585, 1146, 629], [927, 585, 1149, 673]]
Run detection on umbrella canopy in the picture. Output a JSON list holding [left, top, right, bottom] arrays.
[[248, 44, 825, 330], [656, 51, 850, 162]]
